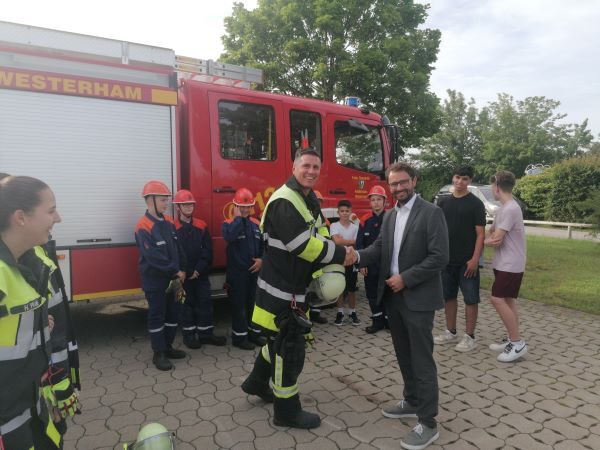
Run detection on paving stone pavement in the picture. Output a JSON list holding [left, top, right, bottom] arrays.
[[63, 287, 600, 450]]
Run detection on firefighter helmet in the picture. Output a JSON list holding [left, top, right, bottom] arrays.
[[142, 180, 171, 197], [233, 188, 255, 206], [314, 190, 324, 202], [173, 189, 196, 204], [368, 185, 387, 198], [308, 264, 346, 302], [128, 422, 175, 450]]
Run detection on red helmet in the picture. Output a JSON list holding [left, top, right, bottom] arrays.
[[314, 190, 324, 201], [368, 185, 387, 198], [173, 189, 196, 204], [142, 180, 171, 197], [233, 188, 255, 206]]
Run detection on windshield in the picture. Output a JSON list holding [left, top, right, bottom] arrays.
[[334, 121, 383, 174], [478, 186, 501, 205]]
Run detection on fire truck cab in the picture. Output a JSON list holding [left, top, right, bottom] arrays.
[[0, 20, 395, 301]]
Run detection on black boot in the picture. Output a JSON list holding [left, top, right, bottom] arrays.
[[183, 333, 202, 349], [365, 318, 385, 334], [241, 351, 273, 402], [197, 334, 227, 346], [152, 351, 173, 371], [273, 394, 320, 429], [310, 311, 328, 324], [248, 333, 267, 347], [233, 338, 255, 350], [166, 346, 187, 359]]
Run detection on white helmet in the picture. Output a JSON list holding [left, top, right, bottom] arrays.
[[308, 264, 346, 302]]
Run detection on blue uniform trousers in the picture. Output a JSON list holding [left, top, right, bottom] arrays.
[[181, 277, 213, 338], [228, 269, 260, 344], [145, 280, 182, 352], [365, 271, 386, 325]]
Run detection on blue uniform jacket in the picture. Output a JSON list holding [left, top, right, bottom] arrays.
[[135, 211, 185, 290], [175, 217, 212, 278], [356, 210, 386, 273], [221, 216, 263, 274]]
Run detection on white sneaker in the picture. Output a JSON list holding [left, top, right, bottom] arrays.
[[489, 337, 509, 352], [455, 334, 477, 352], [434, 330, 458, 345], [497, 342, 527, 362]]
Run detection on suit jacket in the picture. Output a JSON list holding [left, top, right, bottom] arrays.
[[358, 196, 449, 312]]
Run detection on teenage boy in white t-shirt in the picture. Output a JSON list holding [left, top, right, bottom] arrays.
[[330, 200, 360, 325], [485, 170, 527, 363]]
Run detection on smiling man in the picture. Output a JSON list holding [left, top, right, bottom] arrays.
[[241, 149, 353, 429], [354, 162, 449, 450]]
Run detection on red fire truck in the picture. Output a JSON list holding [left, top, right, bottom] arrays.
[[0, 21, 397, 301]]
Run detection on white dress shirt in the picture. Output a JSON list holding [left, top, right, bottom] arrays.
[[390, 194, 417, 275]]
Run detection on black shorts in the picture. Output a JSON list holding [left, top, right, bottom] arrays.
[[491, 269, 524, 299], [344, 266, 358, 294]]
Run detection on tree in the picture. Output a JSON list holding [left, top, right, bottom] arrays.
[[477, 94, 593, 180], [221, 0, 441, 149], [415, 90, 484, 178]]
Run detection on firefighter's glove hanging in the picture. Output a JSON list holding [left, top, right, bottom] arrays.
[[52, 378, 80, 418], [274, 308, 310, 378], [166, 279, 186, 303]]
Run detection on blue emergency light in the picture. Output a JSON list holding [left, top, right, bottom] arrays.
[[344, 96, 361, 107]]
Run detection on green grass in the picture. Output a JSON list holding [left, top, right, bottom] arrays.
[[481, 235, 600, 315]]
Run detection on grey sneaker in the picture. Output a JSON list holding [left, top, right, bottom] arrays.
[[434, 329, 458, 345], [455, 334, 477, 352], [401, 423, 439, 450], [382, 399, 417, 418]]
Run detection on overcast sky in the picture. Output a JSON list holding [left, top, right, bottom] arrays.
[[2, 0, 599, 135]]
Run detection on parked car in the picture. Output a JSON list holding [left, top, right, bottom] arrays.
[[433, 184, 504, 221]]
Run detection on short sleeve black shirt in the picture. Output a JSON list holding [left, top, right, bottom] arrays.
[[438, 192, 486, 265]]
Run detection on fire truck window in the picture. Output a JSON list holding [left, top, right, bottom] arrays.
[[290, 110, 322, 160], [334, 121, 383, 174], [219, 101, 277, 160]]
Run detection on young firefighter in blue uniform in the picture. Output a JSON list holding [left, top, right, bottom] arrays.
[[173, 189, 226, 349], [135, 180, 187, 371], [356, 185, 388, 334], [222, 188, 266, 350]]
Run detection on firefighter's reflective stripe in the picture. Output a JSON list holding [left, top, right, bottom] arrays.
[[232, 330, 248, 336], [0, 324, 49, 360], [0, 407, 31, 434], [164, 322, 177, 327], [261, 344, 271, 363], [149, 326, 164, 333], [197, 325, 213, 331], [260, 185, 328, 263], [51, 348, 68, 364], [257, 278, 306, 303], [252, 304, 278, 332]]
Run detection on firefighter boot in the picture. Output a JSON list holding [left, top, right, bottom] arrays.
[[183, 332, 202, 349], [273, 394, 321, 429], [152, 351, 173, 371], [241, 352, 273, 402]]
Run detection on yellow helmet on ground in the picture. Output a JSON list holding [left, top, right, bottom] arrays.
[[125, 422, 176, 450]]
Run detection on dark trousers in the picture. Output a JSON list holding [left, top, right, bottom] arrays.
[[385, 293, 438, 428], [228, 270, 260, 344], [182, 277, 213, 338], [365, 272, 386, 324], [145, 284, 182, 352]]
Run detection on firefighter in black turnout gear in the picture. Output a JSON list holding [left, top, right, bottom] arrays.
[[241, 150, 349, 429]]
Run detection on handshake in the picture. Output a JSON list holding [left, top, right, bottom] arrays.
[[344, 246, 358, 266]]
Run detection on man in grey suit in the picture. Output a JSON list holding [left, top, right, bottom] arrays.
[[349, 162, 449, 450]]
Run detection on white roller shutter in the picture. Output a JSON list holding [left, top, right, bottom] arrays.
[[0, 89, 175, 247]]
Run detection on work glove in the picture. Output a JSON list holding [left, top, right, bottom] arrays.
[[166, 279, 186, 303], [52, 378, 80, 418]]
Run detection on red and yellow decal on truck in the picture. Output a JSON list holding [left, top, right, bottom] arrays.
[[0, 67, 177, 105]]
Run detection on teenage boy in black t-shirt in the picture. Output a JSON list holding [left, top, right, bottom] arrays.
[[434, 165, 486, 352]]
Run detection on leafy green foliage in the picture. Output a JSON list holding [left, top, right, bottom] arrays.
[[414, 91, 595, 196], [221, 0, 441, 149], [514, 154, 600, 222]]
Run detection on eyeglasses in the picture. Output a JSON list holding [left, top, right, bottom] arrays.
[[388, 178, 412, 189]]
